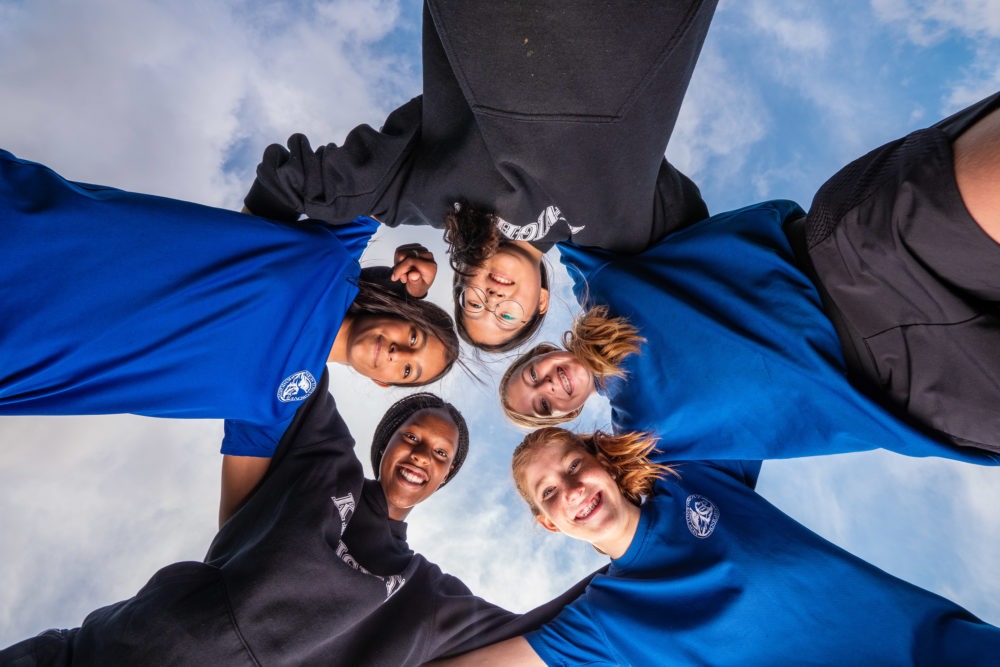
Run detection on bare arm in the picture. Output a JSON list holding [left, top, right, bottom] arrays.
[[953, 104, 1000, 244], [218, 454, 272, 527], [424, 638, 544, 667]]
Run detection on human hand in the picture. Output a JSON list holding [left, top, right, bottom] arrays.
[[391, 243, 437, 298]]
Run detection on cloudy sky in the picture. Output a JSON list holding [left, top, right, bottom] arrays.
[[1, 0, 999, 647]]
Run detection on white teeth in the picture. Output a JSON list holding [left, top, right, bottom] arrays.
[[399, 468, 426, 485], [577, 495, 599, 519], [489, 273, 513, 285], [557, 367, 572, 395]]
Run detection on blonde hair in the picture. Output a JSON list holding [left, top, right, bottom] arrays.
[[499, 306, 644, 428], [511, 427, 675, 517]]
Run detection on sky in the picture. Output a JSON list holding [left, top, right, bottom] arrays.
[[1, 0, 999, 648]]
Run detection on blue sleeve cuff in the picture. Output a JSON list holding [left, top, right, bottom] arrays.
[[221, 418, 291, 457]]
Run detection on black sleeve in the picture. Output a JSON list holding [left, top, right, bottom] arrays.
[[424, 0, 714, 253], [52, 562, 249, 665], [205, 370, 364, 565], [246, 97, 424, 224], [430, 566, 606, 660]]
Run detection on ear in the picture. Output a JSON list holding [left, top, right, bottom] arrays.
[[371, 379, 391, 388], [535, 514, 560, 533], [536, 287, 550, 315]]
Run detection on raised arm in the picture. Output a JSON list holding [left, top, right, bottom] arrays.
[[245, 97, 423, 224]]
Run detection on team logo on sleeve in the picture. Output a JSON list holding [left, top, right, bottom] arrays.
[[685, 494, 720, 538], [277, 370, 317, 402]]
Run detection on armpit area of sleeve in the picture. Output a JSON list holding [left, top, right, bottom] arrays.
[[221, 418, 289, 457], [244, 179, 301, 223], [525, 602, 613, 666]]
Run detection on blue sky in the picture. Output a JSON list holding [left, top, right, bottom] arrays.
[[0, 0, 998, 648]]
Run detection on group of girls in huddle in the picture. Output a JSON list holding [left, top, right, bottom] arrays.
[[3, 1, 1000, 665]]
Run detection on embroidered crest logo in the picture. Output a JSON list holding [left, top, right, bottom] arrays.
[[277, 370, 317, 403], [685, 494, 719, 538]]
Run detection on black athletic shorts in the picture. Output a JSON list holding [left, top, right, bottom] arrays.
[[799, 91, 1000, 453]]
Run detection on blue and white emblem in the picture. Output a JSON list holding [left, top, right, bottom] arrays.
[[277, 370, 317, 403], [685, 494, 719, 538]]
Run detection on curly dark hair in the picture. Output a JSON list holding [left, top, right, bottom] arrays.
[[444, 202, 549, 353], [370, 392, 470, 486], [347, 279, 460, 385]]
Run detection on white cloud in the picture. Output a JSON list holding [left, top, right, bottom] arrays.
[[1, 0, 999, 652], [668, 42, 770, 195], [746, 0, 833, 55], [872, 0, 1000, 43]]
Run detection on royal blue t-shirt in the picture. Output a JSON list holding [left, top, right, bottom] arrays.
[[526, 458, 1000, 665], [558, 200, 998, 465], [0, 149, 377, 456]]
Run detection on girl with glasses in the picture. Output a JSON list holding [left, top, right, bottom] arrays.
[[245, 0, 716, 352]]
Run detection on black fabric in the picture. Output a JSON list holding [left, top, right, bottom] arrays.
[[0, 631, 77, 667], [1, 373, 591, 666], [247, 0, 713, 253], [803, 91, 1000, 452], [359, 265, 411, 300]]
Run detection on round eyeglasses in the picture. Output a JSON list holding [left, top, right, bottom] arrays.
[[457, 286, 527, 330]]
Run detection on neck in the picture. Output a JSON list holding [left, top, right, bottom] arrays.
[[328, 315, 353, 363], [595, 502, 641, 559]]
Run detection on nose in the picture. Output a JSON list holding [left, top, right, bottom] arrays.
[[388, 342, 415, 361], [565, 480, 586, 503], [409, 445, 429, 464], [485, 286, 506, 300]]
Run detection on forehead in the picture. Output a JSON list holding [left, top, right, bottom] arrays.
[[504, 365, 537, 413], [419, 334, 451, 376], [523, 438, 585, 480], [396, 407, 459, 449]]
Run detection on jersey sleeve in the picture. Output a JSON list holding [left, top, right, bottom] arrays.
[[659, 459, 764, 493], [246, 98, 423, 225], [556, 242, 614, 308], [221, 418, 292, 458], [525, 599, 618, 666]]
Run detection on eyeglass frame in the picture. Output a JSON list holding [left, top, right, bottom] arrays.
[[455, 285, 529, 330]]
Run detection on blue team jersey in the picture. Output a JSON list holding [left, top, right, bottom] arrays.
[[0, 149, 377, 456], [527, 459, 1000, 666], [558, 200, 998, 465]]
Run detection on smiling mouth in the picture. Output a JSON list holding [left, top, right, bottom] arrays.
[[575, 492, 602, 520], [488, 272, 514, 286], [557, 366, 573, 396], [396, 464, 428, 487]]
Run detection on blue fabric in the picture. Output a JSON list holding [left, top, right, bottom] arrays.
[[558, 200, 998, 464], [527, 459, 1000, 666], [0, 149, 377, 457]]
